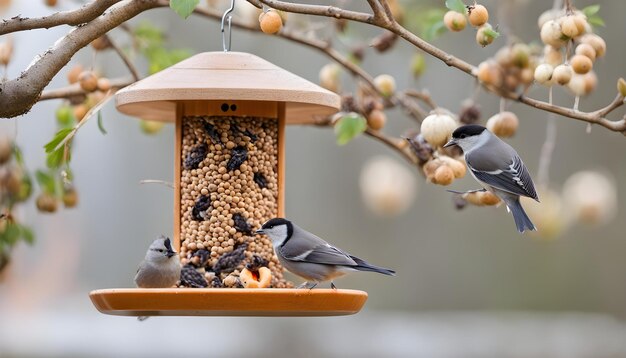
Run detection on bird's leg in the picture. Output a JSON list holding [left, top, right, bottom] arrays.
[[297, 281, 318, 289], [446, 188, 487, 195], [330, 282, 337, 290]]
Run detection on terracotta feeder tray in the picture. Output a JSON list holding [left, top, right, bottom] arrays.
[[89, 288, 368, 317]]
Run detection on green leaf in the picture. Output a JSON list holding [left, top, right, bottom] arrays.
[[134, 21, 164, 49], [334, 113, 367, 146], [445, 0, 466, 13], [588, 16, 605, 27], [35, 170, 57, 195], [425, 20, 447, 41], [483, 27, 500, 39], [2, 223, 20, 245], [46, 148, 64, 169], [170, 0, 199, 19], [44, 128, 73, 154], [97, 111, 107, 135], [13, 145, 24, 166], [19, 225, 34, 245], [582, 4, 600, 17]]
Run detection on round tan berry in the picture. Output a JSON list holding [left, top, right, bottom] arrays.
[[0, 41, 13, 66], [476, 61, 503, 87], [618, 78, 626, 97], [423, 158, 443, 179], [575, 43, 596, 61], [510, 43, 530, 68], [36, 193, 58, 213], [478, 191, 500, 206], [78, 71, 98, 92], [96, 77, 111, 92], [486, 111, 519, 138], [543, 45, 563, 66], [494, 47, 512, 67], [540, 20, 565, 47], [374, 74, 396, 97], [90, 35, 111, 51], [73, 104, 89, 122], [259, 10, 283, 34], [534, 63, 554, 84], [67, 65, 84, 84], [444, 11, 467, 32], [553, 64, 572, 85], [567, 74, 586, 96], [439, 156, 466, 179], [580, 34, 606, 57], [420, 111, 458, 147], [476, 24, 495, 47], [433, 165, 454, 186], [367, 109, 387, 130], [62, 187, 78, 208], [572, 14, 588, 35], [559, 16, 579, 38], [467, 4, 489, 27], [570, 54, 592, 74], [537, 9, 560, 29], [583, 71, 597, 94], [0, 135, 12, 164], [319, 63, 341, 93], [519, 67, 535, 85]]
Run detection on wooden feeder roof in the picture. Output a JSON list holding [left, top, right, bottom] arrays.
[[115, 52, 341, 124]]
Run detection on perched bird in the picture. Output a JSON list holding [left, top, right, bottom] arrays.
[[134, 236, 181, 288], [256, 218, 395, 289], [444, 124, 539, 232]]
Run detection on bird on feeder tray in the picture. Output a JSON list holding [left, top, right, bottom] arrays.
[[134, 236, 181, 288], [256, 218, 396, 289]]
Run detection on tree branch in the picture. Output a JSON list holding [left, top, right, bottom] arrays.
[[38, 77, 133, 101], [254, 0, 626, 134], [0, 0, 160, 118], [0, 0, 122, 36], [108, 36, 140, 81]]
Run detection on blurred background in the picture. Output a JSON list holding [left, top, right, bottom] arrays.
[[1, 0, 626, 357]]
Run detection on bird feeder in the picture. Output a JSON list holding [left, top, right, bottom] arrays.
[[88, 51, 369, 316]]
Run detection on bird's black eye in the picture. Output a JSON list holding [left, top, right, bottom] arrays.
[[459, 134, 467, 139], [158, 249, 164, 253]]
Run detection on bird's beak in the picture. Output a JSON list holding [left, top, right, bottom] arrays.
[[255, 229, 265, 234], [166, 250, 177, 258], [443, 139, 456, 148]]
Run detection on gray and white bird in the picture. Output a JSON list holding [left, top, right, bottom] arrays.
[[444, 124, 539, 233], [256, 218, 395, 289], [134, 236, 181, 288]]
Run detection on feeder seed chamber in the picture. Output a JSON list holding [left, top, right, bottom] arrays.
[[89, 51, 369, 316]]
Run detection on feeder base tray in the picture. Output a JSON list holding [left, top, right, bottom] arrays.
[[89, 288, 368, 317]]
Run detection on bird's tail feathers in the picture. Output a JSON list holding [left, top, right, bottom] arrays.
[[350, 255, 396, 276], [506, 198, 536, 233]]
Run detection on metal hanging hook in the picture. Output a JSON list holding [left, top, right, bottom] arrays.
[[221, 0, 235, 52]]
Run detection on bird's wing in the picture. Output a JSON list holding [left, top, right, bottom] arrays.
[[279, 229, 357, 266], [467, 153, 538, 200]]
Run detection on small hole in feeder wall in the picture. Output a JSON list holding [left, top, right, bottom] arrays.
[[221, 103, 229, 112]]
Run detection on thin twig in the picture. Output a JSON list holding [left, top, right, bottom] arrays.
[[108, 37, 140, 81], [365, 129, 416, 164], [38, 77, 133, 101], [139, 180, 175, 189]]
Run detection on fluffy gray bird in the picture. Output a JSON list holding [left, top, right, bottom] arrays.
[[444, 124, 539, 233], [256, 218, 395, 289], [134, 236, 181, 288]]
